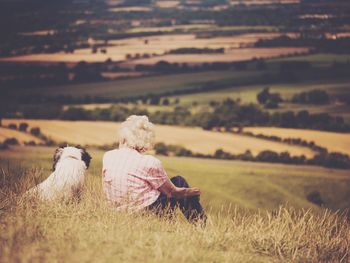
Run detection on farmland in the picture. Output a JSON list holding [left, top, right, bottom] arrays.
[[17, 70, 262, 98], [244, 127, 350, 156], [125, 47, 309, 66], [0, 127, 43, 145], [2, 119, 316, 157], [0, 33, 304, 64]]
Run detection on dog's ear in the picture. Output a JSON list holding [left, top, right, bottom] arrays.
[[52, 146, 64, 171], [75, 145, 92, 169], [81, 149, 92, 169]]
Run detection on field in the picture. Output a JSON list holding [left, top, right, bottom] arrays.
[[0, 33, 303, 64], [0, 127, 43, 145], [244, 127, 350, 156], [18, 70, 262, 98], [2, 119, 316, 157], [125, 47, 309, 66], [0, 146, 349, 262], [171, 79, 350, 105]]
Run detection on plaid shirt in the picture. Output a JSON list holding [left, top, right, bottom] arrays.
[[102, 147, 168, 211]]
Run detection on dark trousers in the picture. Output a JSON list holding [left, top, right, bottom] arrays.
[[147, 176, 206, 224]]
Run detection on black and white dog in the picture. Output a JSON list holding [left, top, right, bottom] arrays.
[[27, 145, 91, 201]]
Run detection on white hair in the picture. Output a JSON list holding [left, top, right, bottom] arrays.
[[118, 115, 155, 152]]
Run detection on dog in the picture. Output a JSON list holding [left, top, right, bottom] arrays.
[[26, 145, 91, 201]]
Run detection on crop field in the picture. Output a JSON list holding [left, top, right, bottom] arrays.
[[20, 70, 262, 98], [0, 127, 43, 145], [126, 47, 309, 66], [171, 79, 350, 104], [2, 119, 316, 157], [127, 25, 278, 34], [0, 33, 302, 63], [1, 146, 349, 262], [272, 53, 350, 67], [244, 127, 350, 156]]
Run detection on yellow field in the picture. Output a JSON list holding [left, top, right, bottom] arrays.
[[0, 33, 303, 63], [156, 0, 180, 8], [245, 127, 350, 156], [3, 119, 316, 157], [108, 6, 152, 12], [0, 127, 43, 145]]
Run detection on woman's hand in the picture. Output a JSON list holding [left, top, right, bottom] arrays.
[[184, 187, 201, 197], [158, 179, 201, 199]]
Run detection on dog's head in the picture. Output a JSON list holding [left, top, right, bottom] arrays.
[[52, 145, 92, 171]]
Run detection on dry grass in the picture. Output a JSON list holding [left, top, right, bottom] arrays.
[[3, 119, 316, 157], [0, 127, 43, 145], [244, 127, 350, 156], [0, 164, 349, 263]]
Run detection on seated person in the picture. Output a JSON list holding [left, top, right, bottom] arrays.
[[102, 115, 206, 223]]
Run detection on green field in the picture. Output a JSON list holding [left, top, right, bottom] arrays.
[[24, 70, 263, 98], [171, 79, 350, 106], [272, 53, 350, 67], [1, 146, 349, 262]]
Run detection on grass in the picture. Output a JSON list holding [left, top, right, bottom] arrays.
[[2, 119, 317, 157], [0, 146, 350, 262]]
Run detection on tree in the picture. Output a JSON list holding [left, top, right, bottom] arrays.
[[149, 95, 161, 105], [162, 98, 170, 106], [154, 143, 169, 156], [257, 87, 282, 108], [257, 87, 270, 105], [30, 127, 41, 136], [19, 122, 29, 132]]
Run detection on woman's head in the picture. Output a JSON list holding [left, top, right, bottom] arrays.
[[118, 115, 155, 152]]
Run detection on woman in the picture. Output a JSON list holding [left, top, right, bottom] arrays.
[[102, 115, 206, 223]]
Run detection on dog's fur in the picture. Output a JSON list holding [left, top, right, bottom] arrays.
[[27, 145, 91, 201]]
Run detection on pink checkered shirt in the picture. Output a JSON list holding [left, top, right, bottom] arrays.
[[102, 147, 168, 211]]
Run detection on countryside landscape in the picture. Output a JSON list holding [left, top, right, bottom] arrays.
[[1, 0, 350, 262]]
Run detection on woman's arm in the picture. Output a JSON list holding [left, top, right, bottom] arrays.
[[158, 178, 200, 199]]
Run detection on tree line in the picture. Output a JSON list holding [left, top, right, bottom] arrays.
[[154, 143, 350, 170]]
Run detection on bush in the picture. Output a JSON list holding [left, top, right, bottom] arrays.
[[256, 150, 280, 163], [292, 90, 330, 105], [3, 137, 19, 145], [19, 122, 29, 132], [61, 107, 90, 121], [154, 143, 169, 156], [24, 141, 36, 146], [30, 127, 41, 136], [8, 123, 17, 130], [0, 143, 8, 150]]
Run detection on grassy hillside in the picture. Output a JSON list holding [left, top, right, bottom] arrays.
[[0, 146, 349, 262], [2, 119, 316, 157], [1, 146, 350, 212]]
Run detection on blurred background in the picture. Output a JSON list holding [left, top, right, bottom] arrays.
[[0, 0, 350, 211]]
